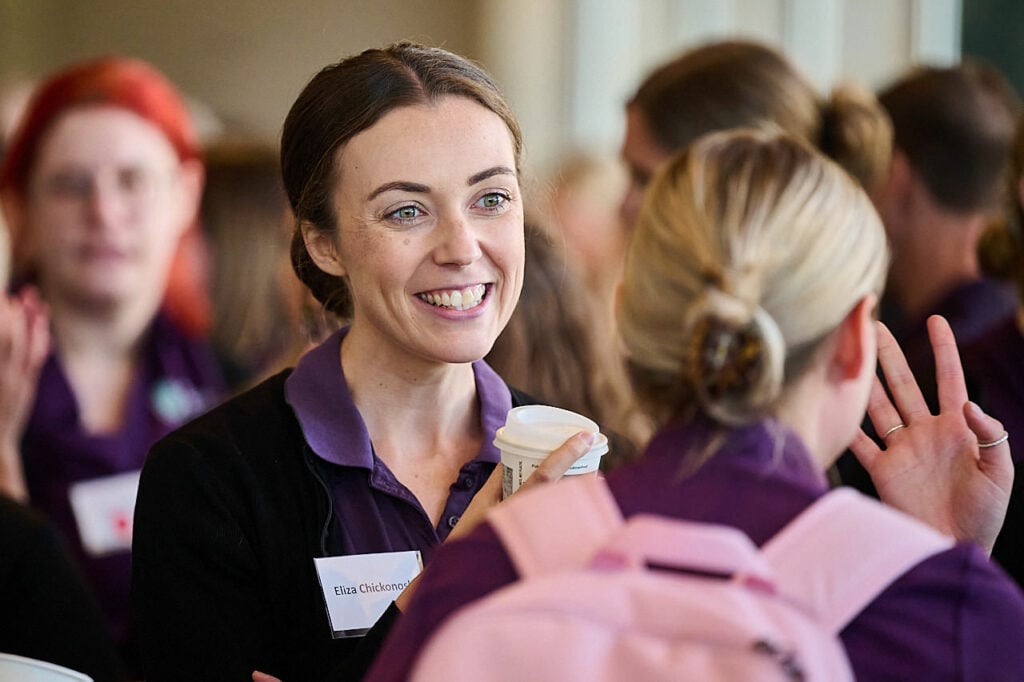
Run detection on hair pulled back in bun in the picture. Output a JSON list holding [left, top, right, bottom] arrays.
[[618, 129, 887, 428]]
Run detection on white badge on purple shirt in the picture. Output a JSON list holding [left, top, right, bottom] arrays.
[[313, 550, 422, 638], [67, 470, 141, 556]]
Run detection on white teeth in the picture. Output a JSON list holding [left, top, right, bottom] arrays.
[[419, 284, 486, 310]]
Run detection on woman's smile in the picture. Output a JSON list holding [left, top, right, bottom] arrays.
[[416, 284, 488, 311]]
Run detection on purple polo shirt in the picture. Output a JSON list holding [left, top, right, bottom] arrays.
[[22, 312, 225, 647], [368, 419, 1024, 681], [284, 328, 511, 562]]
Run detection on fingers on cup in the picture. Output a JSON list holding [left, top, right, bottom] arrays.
[[531, 431, 594, 485]]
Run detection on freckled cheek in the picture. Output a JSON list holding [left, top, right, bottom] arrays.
[[485, 238, 524, 290]]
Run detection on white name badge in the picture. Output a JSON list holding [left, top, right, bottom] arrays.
[[314, 550, 423, 638], [67, 470, 141, 557]]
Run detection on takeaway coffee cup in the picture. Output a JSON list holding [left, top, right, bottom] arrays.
[[494, 405, 609, 498]]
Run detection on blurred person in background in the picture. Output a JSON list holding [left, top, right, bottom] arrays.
[[960, 109, 1024, 586], [0, 56, 225, 675], [837, 62, 1022, 563], [872, 62, 1020, 394], [542, 152, 629, 313], [0, 494, 122, 681], [0, 150, 121, 680], [618, 39, 891, 229], [486, 226, 650, 466], [199, 138, 319, 392]]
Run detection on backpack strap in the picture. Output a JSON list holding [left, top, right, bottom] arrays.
[[487, 476, 624, 578], [760, 488, 955, 634]]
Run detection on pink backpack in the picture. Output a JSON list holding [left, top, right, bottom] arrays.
[[411, 476, 953, 681]]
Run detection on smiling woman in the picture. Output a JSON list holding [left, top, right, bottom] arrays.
[[303, 96, 524, 375], [131, 43, 591, 682]]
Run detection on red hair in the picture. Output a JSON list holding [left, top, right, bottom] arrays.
[[0, 56, 200, 197], [0, 56, 212, 336]]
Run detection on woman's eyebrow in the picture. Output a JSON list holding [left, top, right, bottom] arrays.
[[366, 166, 516, 201], [367, 181, 429, 201], [467, 166, 516, 186]]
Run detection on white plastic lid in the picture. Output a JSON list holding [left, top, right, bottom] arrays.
[[493, 404, 609, 459]]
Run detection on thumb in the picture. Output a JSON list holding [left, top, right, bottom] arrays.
[[964, 401, 1013, 485]]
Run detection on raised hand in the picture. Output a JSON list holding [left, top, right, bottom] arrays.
[[850, 316, 1012, 554], [0, 287, 50, 501]]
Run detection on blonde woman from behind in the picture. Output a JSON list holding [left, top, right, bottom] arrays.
[[369, 130, 1022, 681]]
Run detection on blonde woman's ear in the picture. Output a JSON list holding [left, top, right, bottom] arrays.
[[831, 294, 878, 382]]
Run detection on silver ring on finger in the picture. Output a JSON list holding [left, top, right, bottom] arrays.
[[978, 431, 1009, 449], [882, 423, 907, 440]]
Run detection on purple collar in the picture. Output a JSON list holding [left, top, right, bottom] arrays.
[[284, 327, 510, 468], [642, 417, 830, 493]]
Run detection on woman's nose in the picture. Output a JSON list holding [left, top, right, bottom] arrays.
[[86, 177, 129, 227], [434, 213, 483, 266]]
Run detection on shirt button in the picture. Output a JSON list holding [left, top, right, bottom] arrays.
[[459, 476, 475, 489], [447, 515, 460, 528]]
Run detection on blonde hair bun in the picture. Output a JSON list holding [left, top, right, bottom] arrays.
[[619, 128, 888, 426], [684, 285, 785, 424]]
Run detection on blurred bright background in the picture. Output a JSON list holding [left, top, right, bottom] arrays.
[[2, 0, 1021, 178]]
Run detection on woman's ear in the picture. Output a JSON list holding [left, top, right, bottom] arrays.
[[173, 158, 205, 239], [830, 294, 878, 382], [301, 221, 347, 277]]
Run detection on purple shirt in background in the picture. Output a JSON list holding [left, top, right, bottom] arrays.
[[962, 317, 1024, 586], [369, 419, 1024, 681], [885, 278, 1017, 409], [284, 328, 511, 562], [21, 312, 224, 649]]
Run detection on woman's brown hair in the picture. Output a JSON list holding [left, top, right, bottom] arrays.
[[281, 42, 522, 319], [629, 39, 891, 192]]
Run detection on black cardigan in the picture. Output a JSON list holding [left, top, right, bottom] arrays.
[[132, 370, 531, 681], [0, 495, 122, 682]]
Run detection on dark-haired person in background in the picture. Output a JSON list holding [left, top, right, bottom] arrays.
[[872, 61, 1020, 396]]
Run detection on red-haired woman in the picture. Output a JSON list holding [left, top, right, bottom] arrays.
[[0, 56, 225, 674]]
